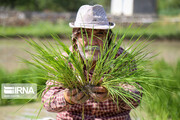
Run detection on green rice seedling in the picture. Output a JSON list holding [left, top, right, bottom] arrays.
[[88, 28, 156, 108], [23, 36, 86, 90], [26, 29, 154, 99], [23, 25, 166, 120]]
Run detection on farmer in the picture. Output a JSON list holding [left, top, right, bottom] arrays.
[[42, 5, 141, 120]]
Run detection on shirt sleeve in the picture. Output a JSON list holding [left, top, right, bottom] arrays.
[[115, 47, 142, 110], [118, 83, 142, 111], [41, 80, 71, 113]]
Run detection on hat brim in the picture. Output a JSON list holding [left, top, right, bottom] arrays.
[[69, 22, 115, 29]]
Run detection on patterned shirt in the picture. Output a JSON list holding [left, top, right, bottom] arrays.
[[42, 47, 141, 120]]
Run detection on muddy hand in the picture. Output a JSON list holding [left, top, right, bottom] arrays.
[[64, 88, 89, 104], [89, 86, 109, 102]]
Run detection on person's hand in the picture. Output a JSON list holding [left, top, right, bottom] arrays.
[[89, 86, 109, 102], [64, 88, 89, 104]]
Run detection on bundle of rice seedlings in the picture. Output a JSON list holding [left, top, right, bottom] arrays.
[[23, 25, 157, 109]]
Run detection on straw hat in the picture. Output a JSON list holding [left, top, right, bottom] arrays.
[[69, 5, 115, 29]]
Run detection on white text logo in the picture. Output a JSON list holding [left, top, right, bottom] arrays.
[[2, 84, 37, 99]]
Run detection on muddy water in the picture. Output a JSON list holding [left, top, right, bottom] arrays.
[[151, 40, 180, 63], [0, 102, 56, 120], [0, 39, 180, 72], [0, 38, 71, 72], [123, 40, 180, 64]]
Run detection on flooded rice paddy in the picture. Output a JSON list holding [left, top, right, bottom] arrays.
[[0, 38, 180, 72]]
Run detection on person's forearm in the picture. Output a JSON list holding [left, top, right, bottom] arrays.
[[42, 81, 71, 112]]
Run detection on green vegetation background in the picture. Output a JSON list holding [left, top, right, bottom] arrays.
[[0, 0, 180, 16]]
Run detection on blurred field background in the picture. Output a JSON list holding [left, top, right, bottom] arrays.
[[0, 0, 180, 120]]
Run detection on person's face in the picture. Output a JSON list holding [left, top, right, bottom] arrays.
[[76, 29, 107, 61]]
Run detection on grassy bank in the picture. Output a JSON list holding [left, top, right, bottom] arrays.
[[0, 60, 180, 119], [0, 21, 180, 40], [0, 21, 72, 38]]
